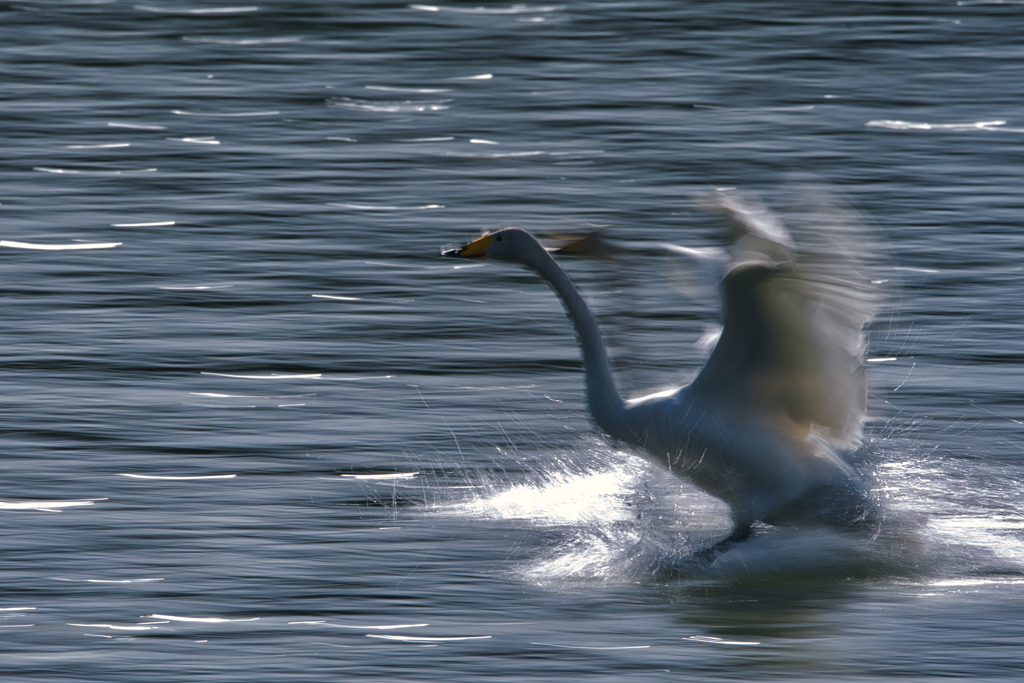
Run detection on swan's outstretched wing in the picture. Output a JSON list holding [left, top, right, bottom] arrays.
[[549, 229, 729, 308], [695, 189, 883, 450]]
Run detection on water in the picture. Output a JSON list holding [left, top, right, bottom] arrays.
[[2, 1, 1023, 680]]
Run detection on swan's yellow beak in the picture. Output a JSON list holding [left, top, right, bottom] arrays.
[[440, 233, 496, 259]]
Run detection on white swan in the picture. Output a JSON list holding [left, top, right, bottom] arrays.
[[442, 190, 882, 552]]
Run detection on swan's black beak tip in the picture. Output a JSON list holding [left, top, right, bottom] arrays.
[[440, 244, 463, 258]]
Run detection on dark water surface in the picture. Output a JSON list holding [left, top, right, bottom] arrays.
[[3, 1, 1024, 680]]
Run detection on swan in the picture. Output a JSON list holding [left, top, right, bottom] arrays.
[[441, 190, 882, 556]]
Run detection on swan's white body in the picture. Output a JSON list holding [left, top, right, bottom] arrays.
[[444, 192, 879, 533]]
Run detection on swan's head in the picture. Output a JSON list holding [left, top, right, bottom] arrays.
[[440, 227, 542, 263]]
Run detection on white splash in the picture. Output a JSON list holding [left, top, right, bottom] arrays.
[[453, 462, 639, 525], [930, 516, 1024, 563], [930, 577, 1024, 587]]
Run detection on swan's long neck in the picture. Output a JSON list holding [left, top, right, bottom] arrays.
[[521, 241, 630, 440]]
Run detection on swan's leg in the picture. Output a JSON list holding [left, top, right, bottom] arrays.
[[691, 524, 754, 565]]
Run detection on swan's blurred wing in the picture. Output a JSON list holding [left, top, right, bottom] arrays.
[[550, 229, 729, 308], [547, 227, 618, 259], [695, 189, 883, 449], [656, 242, 730, 309]]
